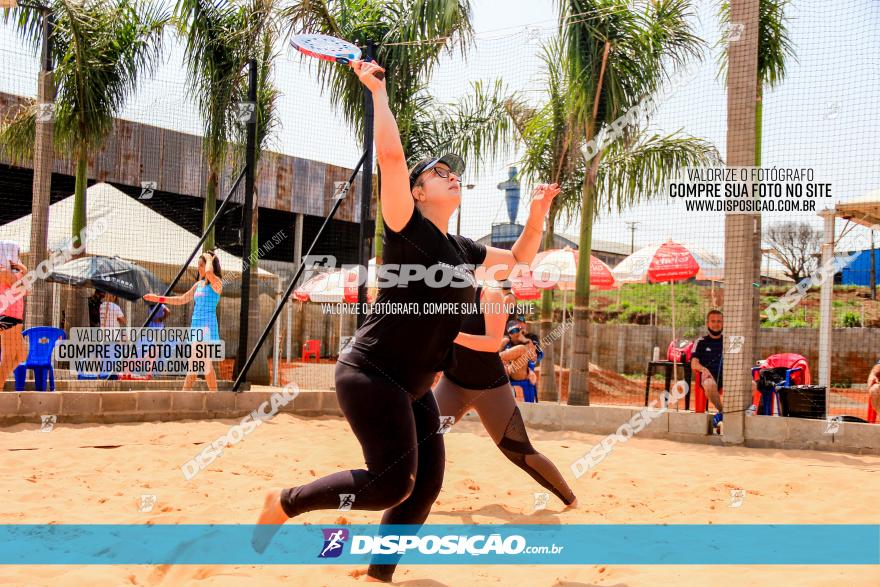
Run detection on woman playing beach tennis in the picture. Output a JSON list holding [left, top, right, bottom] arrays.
[[144, 251, 222, 391], [254, 57, 557, 583], [435, 281, 577, 508]]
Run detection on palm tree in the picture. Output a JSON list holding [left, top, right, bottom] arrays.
[[506, 37, 584, 401], [283, 0, 516, 262], [560, 0, 720, 405], [175, 0, 277, 251], [2, 0, 168, 250]]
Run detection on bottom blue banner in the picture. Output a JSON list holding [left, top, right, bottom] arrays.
[[0, 525, 877, 565]]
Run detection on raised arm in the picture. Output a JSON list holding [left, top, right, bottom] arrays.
[[481, 183, 560, 281], [203, 252, 223, 294], [499, 344, 528, 362], [351, 59, 412, 233], [453, 289, 513, 352], [144, 283, 198, 306]]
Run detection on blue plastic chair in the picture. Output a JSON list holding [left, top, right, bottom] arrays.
[[13, 327, 66, 392], [751, 365, 803, 416], [511, 378, 539, 403]]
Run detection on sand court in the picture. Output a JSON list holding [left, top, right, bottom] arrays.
[[0, 413, 878, 586]]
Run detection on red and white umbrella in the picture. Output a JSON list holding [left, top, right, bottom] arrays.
[[531, 246, 617, 290], [293, 260, 377, 304], [293, 270, 356, 303], [612, 241, 722, 284], [509, 271, 542, 301], [526, 247, 617, 372], [613, 241, 723, 371]]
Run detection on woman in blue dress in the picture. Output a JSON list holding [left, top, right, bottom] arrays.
[[145, 251, 222, 391]]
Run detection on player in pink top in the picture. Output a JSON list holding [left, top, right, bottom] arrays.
[[0, 259, 28, 389]]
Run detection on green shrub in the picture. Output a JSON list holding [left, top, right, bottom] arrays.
[[841, 311, 861, 328]]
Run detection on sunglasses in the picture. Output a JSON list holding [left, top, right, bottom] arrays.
[[507, 327, 523, 335], [423, 166, 460, 181]]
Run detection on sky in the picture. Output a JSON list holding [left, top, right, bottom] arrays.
[[2, 0, 879, 264]]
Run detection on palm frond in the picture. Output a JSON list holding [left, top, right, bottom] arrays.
[[595, 130, 721, 217], [716, 0, 797, 88], [4, 0, 168, 160], [283, 0, 473, 146], [423, 79, 518, 176], [0, 102, 38, 164], [562, 0, 704, 132]]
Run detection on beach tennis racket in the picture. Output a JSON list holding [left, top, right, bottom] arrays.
[[291, 34, 384, 79]]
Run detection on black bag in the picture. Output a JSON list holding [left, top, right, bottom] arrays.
[[756, 367, 789, 394], [778, 385, 826, 419]]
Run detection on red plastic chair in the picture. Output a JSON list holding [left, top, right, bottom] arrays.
[[692, 371, 762, 414], [751, 353, 811, 416], [869, 402, 877, 424], [302, 339, 320, 362], [692, 370, 726, 413]]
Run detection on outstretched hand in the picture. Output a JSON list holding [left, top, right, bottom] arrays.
[[351, 59, 386, 92], [529, 183, 561, 219]]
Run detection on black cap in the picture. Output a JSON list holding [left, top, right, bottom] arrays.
[[408, 154, 465, 189]]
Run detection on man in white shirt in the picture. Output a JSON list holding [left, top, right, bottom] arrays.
[[99, 293, 126, 328]]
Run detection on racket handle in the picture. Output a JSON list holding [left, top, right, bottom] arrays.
[[341, 58, 385, 80]]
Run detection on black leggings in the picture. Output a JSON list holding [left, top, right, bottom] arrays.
[[434, 375, 576, 506], [280, 360, 444, 582]]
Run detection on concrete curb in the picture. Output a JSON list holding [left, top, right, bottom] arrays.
[[2, 391, 877, 456]]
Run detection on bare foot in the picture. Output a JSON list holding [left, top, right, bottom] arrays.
[[353, 568, 389, 583], [251, 488, 289, 553], [564, 497, 579, 511]]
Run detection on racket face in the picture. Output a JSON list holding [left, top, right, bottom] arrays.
[[292, 34, 361, 65]]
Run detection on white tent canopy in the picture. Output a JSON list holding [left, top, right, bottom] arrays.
[[0, 182, 274, 280]]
